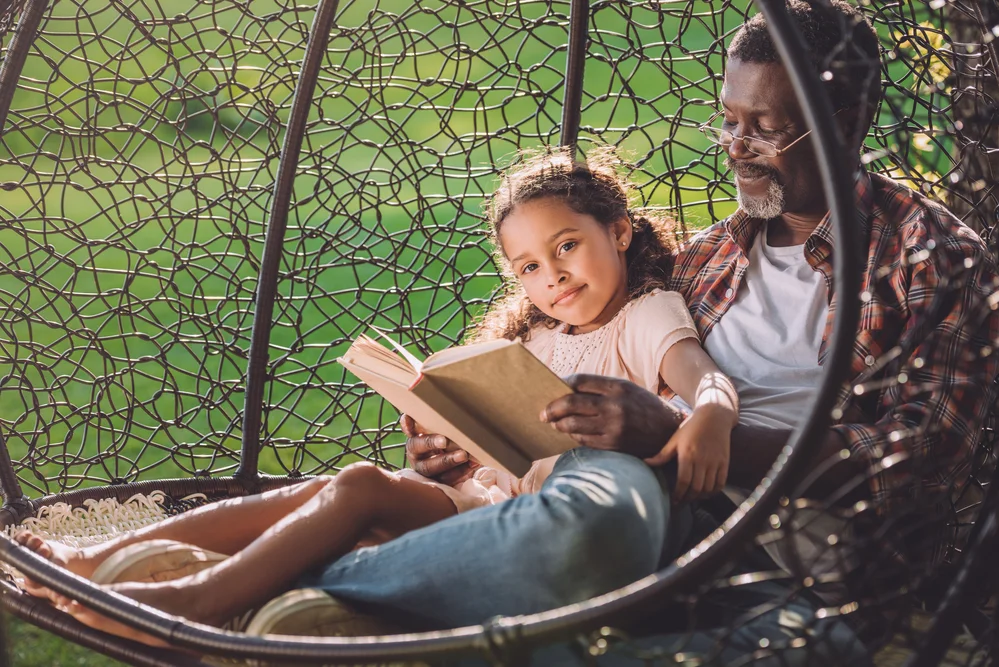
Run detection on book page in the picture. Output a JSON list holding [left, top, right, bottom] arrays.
[[367, 327, 424, 371], [422, 338, 511, 370], [340, 334, 418, 386]]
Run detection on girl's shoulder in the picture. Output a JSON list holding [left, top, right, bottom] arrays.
[[623, 289, 692, 327], [520, 319, 564, 354]]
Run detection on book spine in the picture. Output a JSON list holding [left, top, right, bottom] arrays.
[[408, 372, 424, 391]]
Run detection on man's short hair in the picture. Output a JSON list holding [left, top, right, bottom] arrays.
[[728, 0, 882, 118]]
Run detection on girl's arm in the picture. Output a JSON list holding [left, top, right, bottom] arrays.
[[656, 338, 738, 419], [648, 338, 739, 500]]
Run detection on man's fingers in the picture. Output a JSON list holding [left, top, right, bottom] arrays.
[[563, 373, 620, 396], [541, 392, 605, 423], [549, 415, 606, 436], [400, 415, 417, 437], [412, 450, 468, 478], [406, 434, 451, 460], [566, 433, 615, 450], [567, 432, 595, 447]]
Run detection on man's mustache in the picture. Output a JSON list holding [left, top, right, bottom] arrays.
[[724, 157, 780, 182]]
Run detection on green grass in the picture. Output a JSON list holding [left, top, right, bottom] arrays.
[[0, 0, 956, 484], [0, 0, 954, 491], [6, 617, 125, 666]]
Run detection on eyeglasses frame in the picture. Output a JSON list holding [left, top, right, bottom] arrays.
[[699, 109, 847, 158]]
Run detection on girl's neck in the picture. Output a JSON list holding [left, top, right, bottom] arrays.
[[566, 285, 631, 335]]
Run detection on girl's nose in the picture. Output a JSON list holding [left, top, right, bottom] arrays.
[[548, 268, 568, 287]]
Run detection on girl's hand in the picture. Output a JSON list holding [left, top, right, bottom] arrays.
[[401, 415, 482, 485], [645, 405, 734, 501]]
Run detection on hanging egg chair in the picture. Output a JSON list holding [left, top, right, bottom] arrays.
[[0, 0, 996, 664]]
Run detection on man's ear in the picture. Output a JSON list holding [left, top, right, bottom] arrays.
[[835, 105, 871, 156]]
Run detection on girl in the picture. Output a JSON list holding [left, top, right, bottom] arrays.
[[14, 147, 738, 644]]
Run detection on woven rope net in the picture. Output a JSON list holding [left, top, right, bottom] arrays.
[[0, 0, 993, 490], [0, 0, 996, 664]]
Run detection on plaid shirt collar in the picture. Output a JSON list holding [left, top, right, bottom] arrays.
[[722, 168, 874, 270], [675, 169, 878, 368]]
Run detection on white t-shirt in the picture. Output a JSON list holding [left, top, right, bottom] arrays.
[[694, 224, 849, 584], [702, 227, 828, 429]]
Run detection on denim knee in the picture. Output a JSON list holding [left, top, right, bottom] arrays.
[[528, 448, 668, 603]]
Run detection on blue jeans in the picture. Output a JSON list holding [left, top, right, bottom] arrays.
[[297, 447, 870, 666], [298, 447, 674, 625]]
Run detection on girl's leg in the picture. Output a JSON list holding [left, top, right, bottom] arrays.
[[16, 476, 335, 580], [68, 463, 456, 630]]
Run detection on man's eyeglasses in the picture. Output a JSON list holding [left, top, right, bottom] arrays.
[[699, 109, 844, 158]]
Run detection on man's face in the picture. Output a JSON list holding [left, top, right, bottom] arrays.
[[719, 58, 827, 218]]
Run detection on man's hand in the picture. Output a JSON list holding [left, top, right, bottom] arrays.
[[540, 375, 683, 457], [401, 415, 481, 486]]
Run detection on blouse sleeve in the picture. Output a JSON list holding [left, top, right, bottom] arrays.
[[619, 290, 700, 391]]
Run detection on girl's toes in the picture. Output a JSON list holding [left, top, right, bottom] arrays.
[[22, 579, 48, 598], [51, 592, 75, 610], [34, 540, 53, 559]]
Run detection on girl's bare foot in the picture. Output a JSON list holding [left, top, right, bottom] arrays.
[[14, 532, 204, 648], [13, 531, 86, 601], [13, 531, 100, 579], [47, 591, 171, 648]]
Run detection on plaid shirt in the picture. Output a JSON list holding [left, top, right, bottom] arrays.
[[669, 170, 999, 509]]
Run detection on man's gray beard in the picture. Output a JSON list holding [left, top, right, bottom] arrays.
[[736, 178, 785, 219]]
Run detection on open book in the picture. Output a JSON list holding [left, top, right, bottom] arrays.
[[338, 332, 577, 476]]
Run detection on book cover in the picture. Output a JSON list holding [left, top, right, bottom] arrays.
[[338, 334, 577, 476]]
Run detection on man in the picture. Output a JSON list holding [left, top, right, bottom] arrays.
[[312, 2, 999, 663]]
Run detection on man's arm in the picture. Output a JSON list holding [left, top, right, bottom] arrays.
[[541, 374, 685, 456], [542, 377, 871, 503], [830, 232, 999, 509]]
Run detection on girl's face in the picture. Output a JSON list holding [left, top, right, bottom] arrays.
[[499, 198, 632, 334]]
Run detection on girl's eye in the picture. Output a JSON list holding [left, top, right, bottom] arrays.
[[521, 262, 538, 274], [559, 241, 577, 254]]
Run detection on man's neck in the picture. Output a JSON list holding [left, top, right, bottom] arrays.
[[766, 211, 826, 247]]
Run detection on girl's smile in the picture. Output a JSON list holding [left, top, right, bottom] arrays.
[[552, 284, 586, 307]]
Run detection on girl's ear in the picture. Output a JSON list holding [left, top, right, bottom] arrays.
[[613, 216, 633, 251]]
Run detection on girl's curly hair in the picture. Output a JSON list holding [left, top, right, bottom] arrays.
[[468, 146, 685, 343]]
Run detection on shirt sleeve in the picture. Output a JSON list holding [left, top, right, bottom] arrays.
[[831, 227, 999, 513], [619, 290, 700, 391]]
